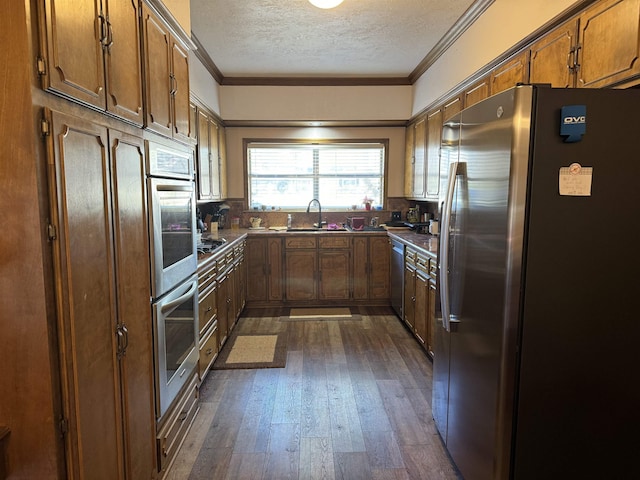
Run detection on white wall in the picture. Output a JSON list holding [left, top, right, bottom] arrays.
[[225, 126, 406, 198], [189, 51, 222, 115], [412, 0, 581, 114]]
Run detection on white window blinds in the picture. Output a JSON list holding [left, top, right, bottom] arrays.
[[247, 142, 385, 210]]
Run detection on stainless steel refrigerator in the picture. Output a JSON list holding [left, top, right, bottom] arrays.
[[433, 85, 640, 480]]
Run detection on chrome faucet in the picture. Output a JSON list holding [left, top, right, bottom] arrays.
[[306, 198, 322, 228]]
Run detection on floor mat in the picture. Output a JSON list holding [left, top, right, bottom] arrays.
[[212, 332, 287, 369]]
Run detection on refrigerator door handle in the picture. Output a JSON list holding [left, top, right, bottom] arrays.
[[439, 161, 464, 332]]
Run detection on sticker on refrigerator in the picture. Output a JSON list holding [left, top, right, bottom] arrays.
[[559, 163, 593, 196], [560, 105, 586, 143]]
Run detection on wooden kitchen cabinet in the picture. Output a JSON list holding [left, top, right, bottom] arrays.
[[411, 115, 427, 199], [352, 235, 390, 301], [463, 76, 491, 109], [428, 276, 437, 357], [529, 0, 640, 89], [443, 94, 463, 122], [196, 107, 225, 201], [491, 52, 529, 95], [246, 236, 283, 304], [402, 246, 436, 357], [577, 0, 640, 88], [284, 235, 351, 303], [197, 259, 218, 381], [414, 268, 429, 346], [529, 19, 579, 87], [45, 109, 156, 479], [142, 3, 191, 142], [403, 248, 416, 330], [404, 118, 416, 197], [233, 242, 247, 321], [38, 0, 144, 125], [285, 250, 316, 301], [426, 108, 443, 200], [318, 237, 350, 301]]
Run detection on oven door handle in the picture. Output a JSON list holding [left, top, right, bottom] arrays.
[[161, 282, 197, 314]]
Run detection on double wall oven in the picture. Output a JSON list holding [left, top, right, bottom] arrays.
[[147, 139, 199, 419]]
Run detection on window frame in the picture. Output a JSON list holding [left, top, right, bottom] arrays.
[[243, 138, 389, 212]]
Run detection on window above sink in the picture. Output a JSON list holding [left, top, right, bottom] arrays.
[[246, 140, 387, 211]]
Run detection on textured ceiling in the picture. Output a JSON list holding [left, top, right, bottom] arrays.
[[190, 0, 478, 79]]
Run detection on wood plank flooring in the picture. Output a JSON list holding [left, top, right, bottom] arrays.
[[167, 307, 461, 480]]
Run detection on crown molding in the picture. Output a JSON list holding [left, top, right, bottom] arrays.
[[408, 0, 495, 84], [222, 119, 409, 128]]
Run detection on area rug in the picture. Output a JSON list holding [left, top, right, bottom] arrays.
[[281, 307, 361, 321], [212, 332, 287, 370]]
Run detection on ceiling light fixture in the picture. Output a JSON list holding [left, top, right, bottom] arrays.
[[309, 0, 344, 9]]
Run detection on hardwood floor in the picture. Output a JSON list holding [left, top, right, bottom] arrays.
[[167, 307, 460, 480]]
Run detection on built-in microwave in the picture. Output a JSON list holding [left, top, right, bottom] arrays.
[[147, 140, 197, 300]]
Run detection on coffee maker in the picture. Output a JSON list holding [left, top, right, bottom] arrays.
[[211, 202, 230, 229]]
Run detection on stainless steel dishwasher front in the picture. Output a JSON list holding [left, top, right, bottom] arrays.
[[390, 239, 404, 318]]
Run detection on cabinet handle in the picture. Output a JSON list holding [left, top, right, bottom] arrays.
[[206, 348, 213, 355], [106, 18, 114, 49], [178, 411, 188, 422], [169, 73, 176, 95], [98, 14, 108, 46], [121, 324, 129, 354]]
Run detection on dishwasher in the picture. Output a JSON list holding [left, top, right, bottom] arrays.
[[390, 239, 404, 318]]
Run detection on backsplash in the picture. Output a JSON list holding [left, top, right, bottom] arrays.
[[199, 197, 430, 230]]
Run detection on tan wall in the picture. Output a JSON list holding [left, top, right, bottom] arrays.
[[162, 0, 190, 33], [413, 0, 581, 113], [225, 126, 407, 199], [219, 85, 413, 121]]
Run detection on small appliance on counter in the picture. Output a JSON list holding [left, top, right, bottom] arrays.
[[385, 210, 407, 227], [347, 216, 365, 230]]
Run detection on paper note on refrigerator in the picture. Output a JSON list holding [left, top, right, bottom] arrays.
[[559, 163, 593, 196]]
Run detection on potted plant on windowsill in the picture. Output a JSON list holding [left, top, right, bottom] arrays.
[[362, 195, 373, 211]]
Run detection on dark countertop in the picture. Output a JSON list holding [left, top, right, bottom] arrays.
[[386, 230, 438, 258], [197, 228, 438, 269]]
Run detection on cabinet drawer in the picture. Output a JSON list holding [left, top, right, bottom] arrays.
[[416, 253, 429, 273], [198, 264, 216, 292], [157, 373, 199, 473], [319, 236, 350, 249], [285, 236, 317, 249], [429, 259, 438, 278], [198, 282, 217, 334], [405, 247, 417, 266], [199, 322, 218, 379]]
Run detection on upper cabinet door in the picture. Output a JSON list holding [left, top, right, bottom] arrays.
[[142, 5, 173, 138], [426, 108, 443, 200], [103, 0, 144, 125], [463, 77, 490, 109], [412, 116, 426, 199], [40, 0, 106, 109], [490, 52, 529, 95], [577, 0, 640, 88], [171, 38, 191, 142], [403, 121, 416, 197], [529, 19, 579, 88]]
